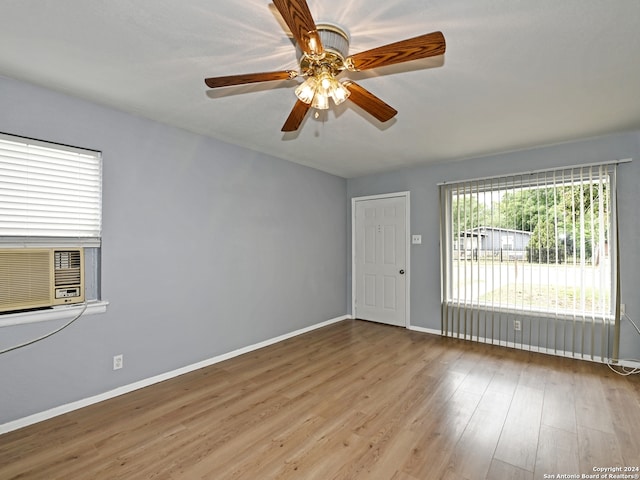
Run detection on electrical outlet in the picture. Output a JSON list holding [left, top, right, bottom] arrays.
[[514, 320, 522, 331], [113, 354, 123, 370]]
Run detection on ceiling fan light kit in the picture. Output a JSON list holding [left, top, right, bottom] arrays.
[[295, 71, 350, 110], [294, 23, 351, 110], [204, 0, 446, 132]]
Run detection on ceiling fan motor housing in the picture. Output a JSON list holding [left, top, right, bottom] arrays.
[[297, 23, 350, 74]]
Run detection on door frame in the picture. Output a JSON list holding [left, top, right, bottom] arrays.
[[351, 191, 411, 328]]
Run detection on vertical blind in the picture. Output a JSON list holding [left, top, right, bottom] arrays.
[[0, 133, 102, 245], [439, 163, 619, 361]]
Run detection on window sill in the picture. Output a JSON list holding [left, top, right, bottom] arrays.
[[0, 300, 109, 328]]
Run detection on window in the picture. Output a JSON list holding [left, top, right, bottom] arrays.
[[0, 133, 101, 242], [439, 163, 620, 360], [0, 133, 102, 305], [501, 235, 514, 251]]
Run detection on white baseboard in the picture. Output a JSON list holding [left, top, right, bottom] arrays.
[[0, 314, 350, 435], [612, 359, 640, 370], [430, 329, 640, 369], [407, 325, 442, 336]]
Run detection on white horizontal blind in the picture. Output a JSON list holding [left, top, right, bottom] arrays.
[[0, 133, 102, 246], [439, 164, 618, 362]]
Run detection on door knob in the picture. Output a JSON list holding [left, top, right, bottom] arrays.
[[399, 269, 405, 275]]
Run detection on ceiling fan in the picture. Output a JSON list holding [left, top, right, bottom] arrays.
[[204, 0, 446, 132]]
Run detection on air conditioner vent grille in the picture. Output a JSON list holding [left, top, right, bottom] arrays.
[[0, 250, 52, 311], [54, 250, 82, 286]]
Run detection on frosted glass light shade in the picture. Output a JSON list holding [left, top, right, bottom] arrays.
[[295, 73, 350, 110], [295, 77, 317, 104]]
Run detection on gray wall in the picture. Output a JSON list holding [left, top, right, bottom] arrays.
[[347, 131, 640, 361], [0, 75, 347, 424]]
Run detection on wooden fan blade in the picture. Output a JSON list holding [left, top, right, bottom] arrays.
[[205, 70, 297, 88], [346, 31, 445, 72], [343, 81, 398, 123], [281, 100, 311, 132], [272, 0, 323, 57]]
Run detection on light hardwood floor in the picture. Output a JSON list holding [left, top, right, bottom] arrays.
[[1, 319, 639, 479]]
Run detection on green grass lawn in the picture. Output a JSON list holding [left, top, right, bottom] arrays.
[[478, 284, 610, 312]]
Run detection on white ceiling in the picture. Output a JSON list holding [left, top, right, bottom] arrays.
[[1, 0, 640, 178]]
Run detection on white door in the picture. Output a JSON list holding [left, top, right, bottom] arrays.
[[354, 194, 408, 327]]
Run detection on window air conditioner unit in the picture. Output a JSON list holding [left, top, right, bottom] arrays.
[[0, 248, 85, 313]]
